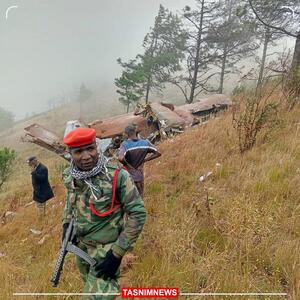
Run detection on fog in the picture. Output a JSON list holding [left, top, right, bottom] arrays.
[[0, 0, 194, 120]]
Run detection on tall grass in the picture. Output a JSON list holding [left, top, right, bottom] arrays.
[[128, 104, 300, 299], [0, 90, 299, 299]]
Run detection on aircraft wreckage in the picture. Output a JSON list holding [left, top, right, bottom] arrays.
[[22, 94, 232, 160]]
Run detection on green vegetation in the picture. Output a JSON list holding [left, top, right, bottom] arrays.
[[0, 148, 16, 190], [115, 5, 187, 108]]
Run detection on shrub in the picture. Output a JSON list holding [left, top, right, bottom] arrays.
[[284, 69, 300, 109], [232, 92, 279, 154], [0, 147, 16, 190]]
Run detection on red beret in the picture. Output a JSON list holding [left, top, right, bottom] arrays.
[[64, 128, 96, 148]]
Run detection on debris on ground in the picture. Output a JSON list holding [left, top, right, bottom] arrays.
[[1, 211, 17, 224], [4, 211, 16, 218], [38, 234, 50, 245], [22, 94, 232, 158], [22, 123, 70, 160], [30, 229, 42, 235], [199, 171, 213, 182], [89, 113, 150, 139]]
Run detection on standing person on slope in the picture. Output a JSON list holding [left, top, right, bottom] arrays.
[[62, 127, 146, 300], [118, 125, 161, 197], [27, 156, 54, 218]]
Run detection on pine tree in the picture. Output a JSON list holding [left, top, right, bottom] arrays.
[[115, 5, 187, 105], [141, 5, 188, 103], [171, 0, 221, 103], [0, 148, 16, 190], [208, 0, 259, 93], [115, 59, 145, 112], [248, 0, 300, 75]]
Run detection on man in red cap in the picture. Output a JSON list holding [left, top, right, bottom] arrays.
[[62, 127, 146, 300]]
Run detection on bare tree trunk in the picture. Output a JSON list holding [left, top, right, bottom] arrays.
[[145, 76, 151, 104], [144, 35, 158, 104], [288, 32, 300, 99], [257, 28, 270, 88], [188, 0, 205, 104], [219, 45, 228, 93], [291, 32, 300, 73], [218, 0, 233, 94]]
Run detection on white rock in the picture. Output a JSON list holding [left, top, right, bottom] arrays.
[[199, 171, 213, 182], [38, 234, 50, 245], [199, 175, 205, 182], [30, 229, 42, 235]]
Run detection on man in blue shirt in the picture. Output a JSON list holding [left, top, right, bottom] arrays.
[[118, 125, 161, 197]]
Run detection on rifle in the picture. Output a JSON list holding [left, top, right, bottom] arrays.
[[50, 218, 97, 287]]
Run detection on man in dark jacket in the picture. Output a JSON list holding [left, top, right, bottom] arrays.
[[27, 156, 54, 217]]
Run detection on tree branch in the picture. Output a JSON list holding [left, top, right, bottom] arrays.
[[169, 79, 189, 102], [183, 14, 200, 30], [248, 0, 297, 38]]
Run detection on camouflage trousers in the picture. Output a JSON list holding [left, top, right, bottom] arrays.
[[76, 241, 120, 300]]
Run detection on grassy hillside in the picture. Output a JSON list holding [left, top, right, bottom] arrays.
[[0, 97, 123, 150], [129, 110, 300, 299], [0, 84, 185, 150], [0, 89, 299, 299]]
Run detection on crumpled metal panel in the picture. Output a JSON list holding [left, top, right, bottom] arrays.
[[24, 123, 62, 145], [23, 94, 232, 159], [89, 113, 151, 138], [148, 102, 186, 128], [23, 123, 70, 160], [179, 94, 232, 114], [173, 107, 195, 126]]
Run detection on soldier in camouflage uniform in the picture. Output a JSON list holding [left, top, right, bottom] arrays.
[[62, 128, 146, 300]]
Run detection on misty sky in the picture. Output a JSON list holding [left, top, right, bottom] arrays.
[[0, 0, 194, 119]]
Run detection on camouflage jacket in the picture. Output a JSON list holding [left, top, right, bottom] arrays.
[[62, 165, 146, 256]]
